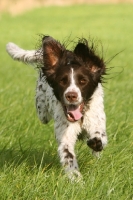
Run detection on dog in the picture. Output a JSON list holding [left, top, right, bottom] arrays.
[[6, 36, 107, 180]]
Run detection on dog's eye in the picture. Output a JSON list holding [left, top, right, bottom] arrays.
[[79, 78, 87, 85], [60, 77, 68, 86]]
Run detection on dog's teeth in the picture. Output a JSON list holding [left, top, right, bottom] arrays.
[[67, 113, 73, 120], [67, 114, 71, 118]]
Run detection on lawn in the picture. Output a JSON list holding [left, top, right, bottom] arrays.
[[0, 4, 133, 200]]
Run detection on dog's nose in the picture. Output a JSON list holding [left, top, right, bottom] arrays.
[[65, 92, 78, 102]]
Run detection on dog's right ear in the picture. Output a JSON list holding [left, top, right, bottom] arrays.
[[42, 36, 64, 76]]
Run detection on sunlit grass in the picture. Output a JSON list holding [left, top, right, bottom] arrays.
[[0, 4, 133, 200]]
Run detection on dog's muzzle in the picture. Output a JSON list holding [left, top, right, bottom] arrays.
[[64, 103, 84, 122]]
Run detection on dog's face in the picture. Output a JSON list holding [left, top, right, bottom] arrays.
[[41, 36, 105, 122]]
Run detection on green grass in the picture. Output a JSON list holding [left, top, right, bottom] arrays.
[[0, 4, 133, 200]]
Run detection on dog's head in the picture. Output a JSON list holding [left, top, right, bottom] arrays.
[[41, 36, 106, 122]]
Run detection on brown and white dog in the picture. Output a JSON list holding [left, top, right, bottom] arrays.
[[6, 36, 107, 180]]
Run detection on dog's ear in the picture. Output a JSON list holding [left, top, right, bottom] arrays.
[[74, 40, 105, 82], [42, 36, 64, 76]]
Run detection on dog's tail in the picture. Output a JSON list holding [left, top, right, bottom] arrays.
[[6, 42, 43, 65]]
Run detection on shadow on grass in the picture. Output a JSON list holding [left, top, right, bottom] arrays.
[[0, 143, 60, 171]]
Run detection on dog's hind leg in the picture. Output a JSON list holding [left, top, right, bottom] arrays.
[[36, 70, 52, 124]]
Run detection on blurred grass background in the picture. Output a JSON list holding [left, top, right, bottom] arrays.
[[1, 0, 133, 15], [0, 2, 133, 200]]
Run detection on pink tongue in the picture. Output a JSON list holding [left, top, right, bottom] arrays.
[[68, 107, 83, 121]]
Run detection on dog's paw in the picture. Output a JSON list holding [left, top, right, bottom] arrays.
[[66, 169, 83, 183], [87, 137, 103, 152]]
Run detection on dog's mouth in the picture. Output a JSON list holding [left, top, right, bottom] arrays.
[[64, 103, 84, 122]]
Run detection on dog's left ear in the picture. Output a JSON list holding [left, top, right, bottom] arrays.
[[74, 41, 105, 81], [42, 36, 65, 76]]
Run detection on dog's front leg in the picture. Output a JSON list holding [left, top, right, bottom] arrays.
[[85, 109, 107, 153], [55, 120, 82, 180], [83, 84, 108, 154]]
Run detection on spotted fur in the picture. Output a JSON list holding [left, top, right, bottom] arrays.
[[6, 36, 107, 180]]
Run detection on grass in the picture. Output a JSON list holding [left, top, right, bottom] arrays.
[[0, 4, 133, 200]]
